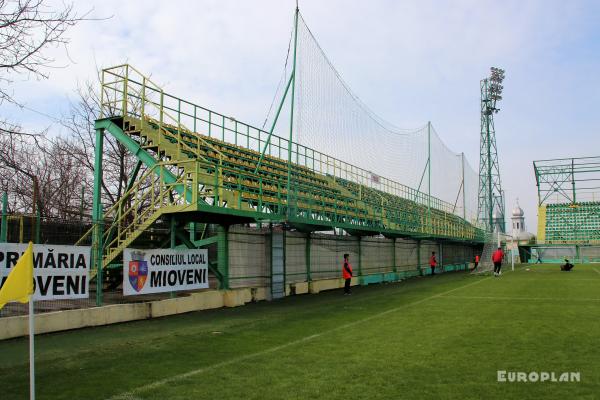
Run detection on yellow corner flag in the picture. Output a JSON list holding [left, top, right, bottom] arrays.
[[0, 242, 34, 309]]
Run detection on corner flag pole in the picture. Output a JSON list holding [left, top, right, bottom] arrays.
[[0, 241, 35, 399], [29, 296, 35, 400]]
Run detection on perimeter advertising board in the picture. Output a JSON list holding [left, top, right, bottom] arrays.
[[0, 244, 90, 300], [123, 248, 209, 295]]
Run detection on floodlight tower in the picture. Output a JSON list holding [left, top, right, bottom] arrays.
[[478, 67, 506, 233]]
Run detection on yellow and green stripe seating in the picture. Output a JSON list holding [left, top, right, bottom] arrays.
[[543, 202, 600, 243], [123, 115, 477, 238]]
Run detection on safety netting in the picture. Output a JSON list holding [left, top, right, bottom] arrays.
[[266, 13, 479, 223]]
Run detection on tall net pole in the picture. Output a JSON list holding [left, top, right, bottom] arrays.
[[478, 67, 506, 233], [287, 5, 299, 217]]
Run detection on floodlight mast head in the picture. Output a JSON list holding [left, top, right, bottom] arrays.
[[483, 67, 505, 115]]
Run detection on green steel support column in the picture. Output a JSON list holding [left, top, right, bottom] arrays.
[[392, 238, 397, 273], [170, 217, 176, 246], [416, 240, 422, 275], [217, 225, 229, 289], [190, 222, 197, 242], [576, 244, 581, 263], [92, 127, 105, 306], [305, 232, 311, 282], [1, 192, 7, 243], [94, 208, 104, 306], [92, 128, 104, 219], [286, 6, 299, 216]]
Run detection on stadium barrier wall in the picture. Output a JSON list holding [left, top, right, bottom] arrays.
[[0, 221, 477, 339], [0, 288, 252, 340], [0, 278, 356, 340]]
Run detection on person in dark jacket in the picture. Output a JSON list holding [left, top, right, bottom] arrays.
[[560, 259, 574, 271]]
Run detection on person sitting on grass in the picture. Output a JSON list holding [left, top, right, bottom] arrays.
[[560, 259, 574, 271]]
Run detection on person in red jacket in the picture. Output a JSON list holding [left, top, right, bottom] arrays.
[[342, 253, 353, 295], [473, 254, 480, 270], [430, 252, 437, 275], [492, 247, 504, 276]]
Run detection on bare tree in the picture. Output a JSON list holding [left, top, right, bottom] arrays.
[[0, 129, 90, 218], [0, 77, 150, 219], [0, 0, 90, 105], [61, 80, 141, 212]]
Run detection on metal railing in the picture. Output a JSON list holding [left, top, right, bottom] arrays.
[[100, 65, 468, 221]]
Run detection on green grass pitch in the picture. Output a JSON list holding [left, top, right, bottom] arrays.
[[1, 264, 599, 399]]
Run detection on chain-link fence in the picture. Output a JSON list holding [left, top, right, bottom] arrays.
[[228, 225, 271, 288]]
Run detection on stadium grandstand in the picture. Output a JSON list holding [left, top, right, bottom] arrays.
[[78, 11, 485, 302], [533, 156, 600, 262]]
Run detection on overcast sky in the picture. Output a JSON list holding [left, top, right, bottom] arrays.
[[4, 0, 600, 232]]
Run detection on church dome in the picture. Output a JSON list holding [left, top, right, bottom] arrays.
[[512, 204, 524, 217], [512, 199, 524, 217]]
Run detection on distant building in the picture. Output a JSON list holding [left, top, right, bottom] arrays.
[[511, 199, 535, 244]]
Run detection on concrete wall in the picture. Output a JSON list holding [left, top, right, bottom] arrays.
[[1, 289, 237, 340], [0, 274, 360, 340]]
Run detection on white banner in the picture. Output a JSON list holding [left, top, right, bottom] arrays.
[[0, 243, 90, 300], [123, 248, 209, 295]]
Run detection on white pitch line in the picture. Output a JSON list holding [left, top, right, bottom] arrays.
[[440, 295, 600, 302], [504, 278, 600, 281], [593, 268, 600, 275], [107, 275, 492, 400]]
